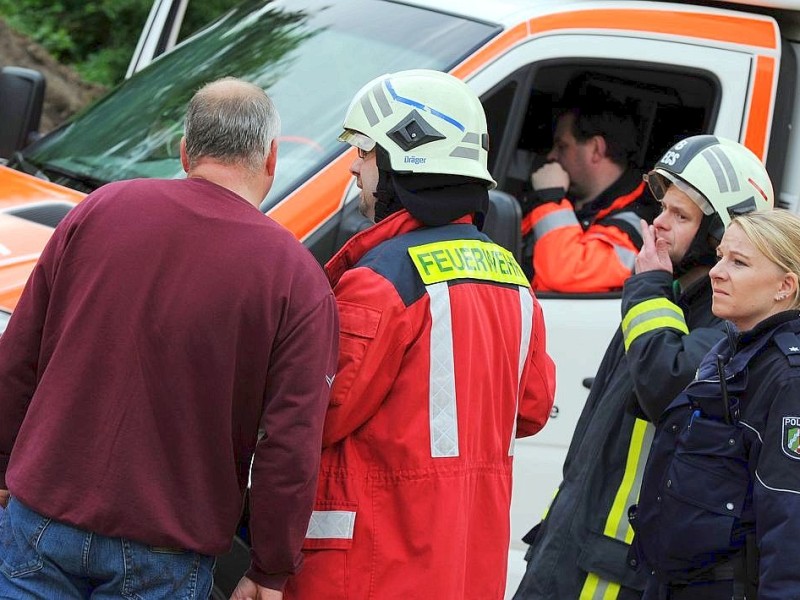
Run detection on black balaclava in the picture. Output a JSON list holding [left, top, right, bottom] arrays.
[[373, 145, 489, 226], [672, 212, 723, 278]]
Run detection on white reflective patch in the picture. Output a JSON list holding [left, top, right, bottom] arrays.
[[305, 510, 356, 539], [510, 288, 534, 455], [427, 282, 459, 458]]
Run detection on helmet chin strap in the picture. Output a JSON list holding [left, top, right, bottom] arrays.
[[673, 213, 721, 278]]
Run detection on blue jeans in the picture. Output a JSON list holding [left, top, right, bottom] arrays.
[[0, 499, 215, 599]]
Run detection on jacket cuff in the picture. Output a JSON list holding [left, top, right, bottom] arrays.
[[244, 565, 288, 592]]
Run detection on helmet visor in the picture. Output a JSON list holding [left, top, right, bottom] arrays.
[[644, 169, 714, 216], [338, 129, 376, 152]]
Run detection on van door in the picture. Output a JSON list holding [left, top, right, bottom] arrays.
[[454, 3, 780, 569]]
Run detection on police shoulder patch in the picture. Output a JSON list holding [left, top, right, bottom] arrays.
[[774, 332, 800, 367], [782, 416, 800, 461]]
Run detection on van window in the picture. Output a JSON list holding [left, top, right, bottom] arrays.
[[497, 61, 717, 200], [20, 0, 498, 206]]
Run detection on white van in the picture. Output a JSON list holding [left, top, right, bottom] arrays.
[[1, 0, 799, 596]]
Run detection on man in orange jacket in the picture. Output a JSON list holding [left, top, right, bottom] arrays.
[[521, 93, 659, 292], [283, 69, 556, 600]]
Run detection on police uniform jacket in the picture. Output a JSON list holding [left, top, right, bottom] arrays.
[[633, 310, 800, 600], [284, 208, 556, 600], [513, 269, 725, 600]]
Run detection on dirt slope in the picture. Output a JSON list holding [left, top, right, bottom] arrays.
[[0, 18, 106, 134]]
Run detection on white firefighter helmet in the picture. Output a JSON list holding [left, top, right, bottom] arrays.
[[645, 135, 774, 231], [338, 69, 496, 189]]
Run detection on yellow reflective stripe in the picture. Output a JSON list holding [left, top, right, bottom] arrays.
[[604, 418, 654, 544], [541, 487, 559, 519], [622, 298, 688, 351], [579, 572, 621, 600], [408, 240, 529, 287]]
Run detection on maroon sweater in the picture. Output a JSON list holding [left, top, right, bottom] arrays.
[[0, 177, 338, 590]]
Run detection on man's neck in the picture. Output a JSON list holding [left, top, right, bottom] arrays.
[[187, 162, 266, 208], [573, 163, 626, 210]]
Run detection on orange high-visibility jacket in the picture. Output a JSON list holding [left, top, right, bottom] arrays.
[[521, 171, 658, 293]]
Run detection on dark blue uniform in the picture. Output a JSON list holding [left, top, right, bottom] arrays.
[[632, 310, 800, 599]]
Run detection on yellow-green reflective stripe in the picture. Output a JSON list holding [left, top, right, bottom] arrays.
[[579, 572, 622, 600], [622, 298, 688, 351], [541, 487, 559, 519], [604, 418, 655, 544], [408, 240, 529, 287]]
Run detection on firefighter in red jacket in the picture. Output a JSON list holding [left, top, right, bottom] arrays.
[[283, 69, 556, 600], [521, 93, 659, 292]]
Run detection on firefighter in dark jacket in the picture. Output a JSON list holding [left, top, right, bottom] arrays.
[[632, 209, 800, 600], [512, 135, 774, 600]]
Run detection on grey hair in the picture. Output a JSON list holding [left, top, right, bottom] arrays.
[[184, 77, 281, 173]]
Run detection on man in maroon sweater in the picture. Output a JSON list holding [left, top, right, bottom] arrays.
[[0, 78, 338, 600]]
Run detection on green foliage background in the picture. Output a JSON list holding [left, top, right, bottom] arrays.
[[0, 0, 237, 86]]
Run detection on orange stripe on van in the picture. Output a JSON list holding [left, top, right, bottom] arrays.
[[527, 10, 777, 50], [744, 55, 776, 160], [451, 8, 776, 81], [451, 23, 528, 79], [267, 151, 354, 241]]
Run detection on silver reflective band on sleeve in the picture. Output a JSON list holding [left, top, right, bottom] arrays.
[[533, 208, 577, 241], [510, 287, 534, 456], [609, 210, 642, 231], [306, 510, 356, 539], [428, 282, 459, 458], [613, 245, 637, 269], [622, 298, 688, 351]]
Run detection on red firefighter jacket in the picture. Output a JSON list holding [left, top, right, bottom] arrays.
[[284, 209, 556, 600]]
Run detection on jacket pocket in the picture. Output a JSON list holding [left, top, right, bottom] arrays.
[[331, 301, 381, 406], [658, 415, 749, 572], [0, 501, 47, 578]]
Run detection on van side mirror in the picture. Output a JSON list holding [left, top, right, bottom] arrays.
[[0, 66, 46, 160]]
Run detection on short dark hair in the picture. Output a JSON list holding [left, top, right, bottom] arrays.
[[558, 93, 638, 167]]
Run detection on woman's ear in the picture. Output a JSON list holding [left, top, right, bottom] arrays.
[[778, 271, 799, 302]]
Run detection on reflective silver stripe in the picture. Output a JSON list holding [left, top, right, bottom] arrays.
[[532, 208, 577, 241], [372, 82, 392, 118], [428, 282, 459, 458], [449, 147, 480, 160], [360, 94, 379, 126], [608, 210, 641, 231], [613, 245, 636, 269], [510, 287, 534, 456], [306, 510, 356, 539], [708, 145, 740, 192], [461, 132, 480, 145]]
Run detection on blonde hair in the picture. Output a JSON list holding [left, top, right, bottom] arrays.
[[731, 209, 800, 309]]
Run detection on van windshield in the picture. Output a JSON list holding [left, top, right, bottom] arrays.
[[22, 0, 497, 210]]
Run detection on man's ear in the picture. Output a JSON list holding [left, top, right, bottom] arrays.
[[591, 135, 607, 162], [265, 139, 278, 177], [180, 137, 190, 173]]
